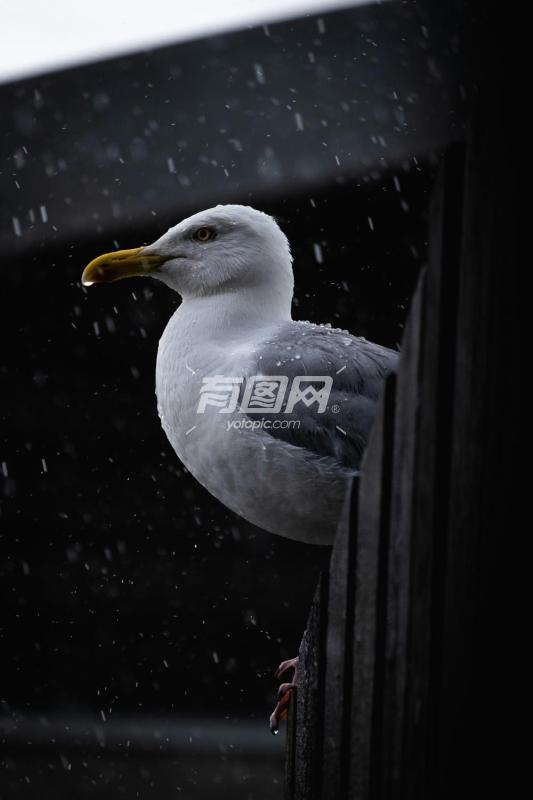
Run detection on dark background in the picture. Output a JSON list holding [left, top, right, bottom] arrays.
[[0, 2, 471, 797]]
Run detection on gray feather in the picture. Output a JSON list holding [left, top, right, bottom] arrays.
[[240, 320, 398, 470]]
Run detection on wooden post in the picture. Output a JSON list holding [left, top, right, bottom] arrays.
[[378, 276, 424, 798], [349, 373, 396, 799], [285, 61, 518, 797], [292, 573, 328, 800], [403, 144, 465, 796], [438, 76, 520, 797], [284, 690, 297, 800], [322, 481, 358, 800]]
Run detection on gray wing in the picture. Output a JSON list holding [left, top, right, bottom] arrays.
[[240, 320, 398, 471]]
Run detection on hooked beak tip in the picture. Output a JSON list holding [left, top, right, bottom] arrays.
[[81, 246, 166, 286]]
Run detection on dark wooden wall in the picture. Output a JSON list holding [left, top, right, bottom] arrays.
[[284, 55, 519, 800]]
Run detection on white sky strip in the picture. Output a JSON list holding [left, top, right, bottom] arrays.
[[1, 0, 375, 85]]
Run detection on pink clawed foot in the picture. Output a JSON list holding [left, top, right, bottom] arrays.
[[269, 656, 299, 734]]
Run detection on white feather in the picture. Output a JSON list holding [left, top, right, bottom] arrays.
[[150, 205, 395, 545]]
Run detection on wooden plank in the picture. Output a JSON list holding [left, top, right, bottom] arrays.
[[402, 143, 465, 796], [438, 72, 520, 796], [284, 691, 297, 800], [293, 572, 329, 800], [349, 372, 396, 799], [378, 274, 424, 797], [321, 481, 358, 800]]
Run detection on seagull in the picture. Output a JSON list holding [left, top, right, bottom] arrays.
[[82, 204, 398, 728]]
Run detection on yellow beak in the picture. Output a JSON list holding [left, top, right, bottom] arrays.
[[81, 247, 167, 286]]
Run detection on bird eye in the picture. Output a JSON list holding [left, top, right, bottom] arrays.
[[192, 226, 216, 242]]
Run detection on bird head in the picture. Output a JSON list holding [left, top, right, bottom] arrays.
[[81, 205, 294, 303]]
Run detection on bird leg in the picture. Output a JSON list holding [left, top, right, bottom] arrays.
[[269, 656, 299, 734]]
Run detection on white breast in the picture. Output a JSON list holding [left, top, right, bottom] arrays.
[[155, 307, 350, 545]]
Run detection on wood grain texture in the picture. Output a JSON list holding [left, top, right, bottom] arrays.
[[284, 690, 297, 800], [403, 144, 465, 797], [379, 276, 424, 798], [284, 71, 517, 795], [439, 75, 520, 797], [322, 481, 358, 800], [293, 573, 328, 800], [350, 373, 396, 799]]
